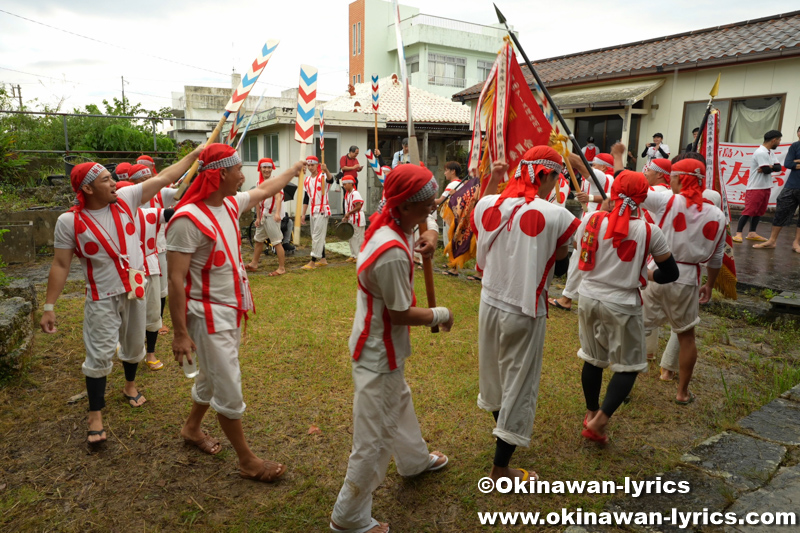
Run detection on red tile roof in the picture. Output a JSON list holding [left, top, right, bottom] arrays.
[[454, 10, 800, 100]]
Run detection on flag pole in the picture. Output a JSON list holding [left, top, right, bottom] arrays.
[[293, 65, 318, 246], [371, 74, 380, 152], [493, 4, 606, 199], [175, 40, 280, 200], [691, 74, 721, 153], [392, 0, 438, 333]]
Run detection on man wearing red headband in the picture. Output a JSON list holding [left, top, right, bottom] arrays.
[[575, 171, 678, 443], [472, 147, 580, 483], [300, 155, 336, 270], [127, 164, 153, 184], [115, 162, 131, 181], [167, 143, 303, 481], [136, 154, 157, 175], [40, 147, 202, 445], [341, 175, 365, 262], [639, 158, 726, 405], [331, 164, 452, 533], [549, 152, 615, 311], [246, 158, 286, 276]]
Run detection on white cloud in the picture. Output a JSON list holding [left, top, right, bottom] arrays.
[[1, 0, 797, 115]]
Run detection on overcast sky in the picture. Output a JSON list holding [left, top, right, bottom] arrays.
[[0, 0, 797, 114]]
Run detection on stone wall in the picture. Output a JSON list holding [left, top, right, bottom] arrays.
[[0, 279, 36, 372]]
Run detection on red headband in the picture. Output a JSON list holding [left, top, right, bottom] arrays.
[[672, 159, 706, 211], [497, 146, 563, 205], [173, 143, 239, 212], [604, 171, 649, 247], [69, 162, 107, 212]]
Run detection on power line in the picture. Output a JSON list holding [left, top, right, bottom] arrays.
[[0, 8, 231, 79]]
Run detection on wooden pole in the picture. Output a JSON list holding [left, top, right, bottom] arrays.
[[293, 143, 307, 245], [175, 113, 228, 198], [374, 113, 379, 152]]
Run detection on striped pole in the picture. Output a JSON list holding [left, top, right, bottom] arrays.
[[176, 39, 280, 199], [371, 74, 379, 150], [293, 64, 318, 245]]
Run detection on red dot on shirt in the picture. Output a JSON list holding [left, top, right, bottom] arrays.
[[84, 242, 99, 255], [317, 186, 322, 191], [213, 250, 226, 267], [146, 213, 157, 224], [672, 212, 687, 232], [482, 206, 502, 231], [703, 220, 720, 241], [519, 209, 546, 237], [616, 240, 637, 262], [126, 223, 136, 235], [146, 238, 155, 250], [134, 273, 143, 285], [558, 192, 566, 204], [135, 286, 145, 299]]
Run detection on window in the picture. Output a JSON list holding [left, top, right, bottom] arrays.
[[357, 22, 361, 55], [352, 75, 356, 86], [680, 95, 784, 147], [575, 115, 641, 169], [357, 74, 361, 83], [428, 53, 466, 88], [478, 60, 493, 80], [243, 135, 258, 163], [264, 133, 279, 166], [352, 24, 356, 56], [406, 54, 419, 74]]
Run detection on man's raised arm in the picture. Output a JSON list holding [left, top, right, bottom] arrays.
[[141, 145, 203, 202]]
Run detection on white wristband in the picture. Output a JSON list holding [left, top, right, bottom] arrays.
[[428, 307, 450, 327], [43, 304, 55, 312], [589, 194, 595, 203]]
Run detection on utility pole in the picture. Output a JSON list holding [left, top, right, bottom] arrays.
[[15, 84, 22, 110], [121, 76, 128, 115]]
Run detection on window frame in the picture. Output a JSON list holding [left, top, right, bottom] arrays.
[[406, 54, 420, 74], [679, 93, 786, 147], [242, 134, 259, 163], [477, 59, 493, 80], [263, 133, 279, 167], [427, 53, 467, 88]]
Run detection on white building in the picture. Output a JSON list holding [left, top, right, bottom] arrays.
[[348, 0, 514, 99]]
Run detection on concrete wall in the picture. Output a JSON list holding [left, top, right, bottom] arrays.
[[0, 222, 35, 264], [0, 210, 62, 248]]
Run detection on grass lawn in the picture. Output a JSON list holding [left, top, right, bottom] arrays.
[[1, 245, 799, 532]]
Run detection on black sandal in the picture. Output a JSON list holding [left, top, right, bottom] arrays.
[[87, 429, 107, 445], [123, 392, 146, 407], [548, 298, 571, 311]]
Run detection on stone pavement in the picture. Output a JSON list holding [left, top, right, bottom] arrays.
[[729, 219, 800, 293], [565, 384, 800, 533]]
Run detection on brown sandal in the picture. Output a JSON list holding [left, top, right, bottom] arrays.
[[240, 459, 286, 483], [183, 430, 222, 455]]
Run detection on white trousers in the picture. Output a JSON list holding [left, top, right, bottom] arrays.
[[331, 362, 431, 530], [145, 275, 162, 332], [310, 214, 329, 259], [158, 252, 168, 298], [646, 328, 681, 373], [82, 294, 146, 378], [477, 300, 547, 447], [561, 244, 582, 300], [188, 315, 246, 420], [349, 226, 365, 258]]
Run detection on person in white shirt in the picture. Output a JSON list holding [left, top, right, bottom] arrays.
[[167, 143, 303, 481], [246, 158, 287, 276], [549, 152, 614, 311], [581, 137, 598, 162], [40, 148, 201, 445], [341, 175, 366, 261], [391, 138, 410, 168], [435, 161, 463, 275], [733, 130, 783, 243], [640, 158, 727, 405], [331, 164, 452, 533], [473, 147, 580, 482], [576, 171, 677, 444], [301, 156, 336, 270], [641, 133, 670, 165]]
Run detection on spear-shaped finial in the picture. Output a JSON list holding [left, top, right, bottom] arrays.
[[493, 3, 507, 25]]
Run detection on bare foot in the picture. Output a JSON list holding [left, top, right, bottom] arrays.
[[158, 326, 169, 335], [317, 259, 328, 266], [793, 244, 800, 254], [753, 241, 776, 249], [239, 457, 286, 482], [301, 261, 316, 270], [745, 232, 767, 242], [660, 369, 676, 381], [548, 296, 572, 310], [330, 520, 389, 533]]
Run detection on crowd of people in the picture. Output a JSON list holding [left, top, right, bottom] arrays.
[[36, 116, 797, 531]]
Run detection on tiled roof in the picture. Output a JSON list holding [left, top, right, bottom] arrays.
[[454, 10, 800, 100], [322, 75, 470, 124]]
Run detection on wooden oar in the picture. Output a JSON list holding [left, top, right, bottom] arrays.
[[293, 64, 318, 245]]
